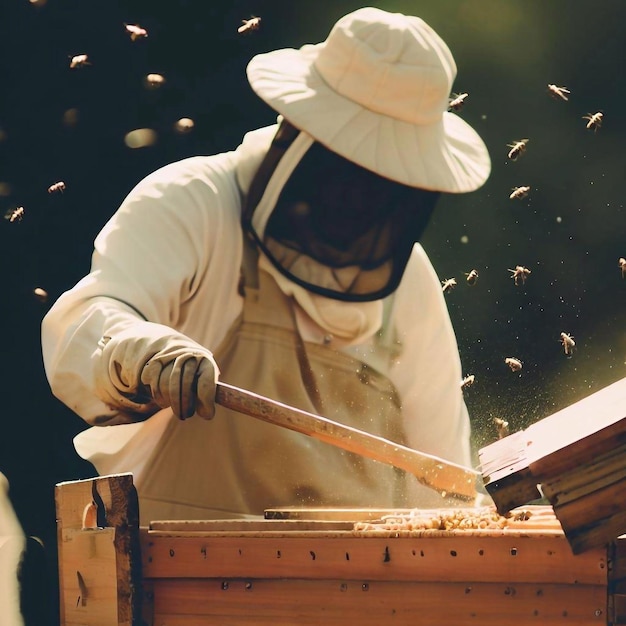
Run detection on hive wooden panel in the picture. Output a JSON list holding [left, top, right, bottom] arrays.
[[55, 474, 626, 626]]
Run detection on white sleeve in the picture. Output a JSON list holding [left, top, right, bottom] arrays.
[[388, 244, 472, 468], [41, 156, 241, 426]]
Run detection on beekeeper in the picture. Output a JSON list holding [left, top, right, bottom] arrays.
[[41, 7, 490, 523]]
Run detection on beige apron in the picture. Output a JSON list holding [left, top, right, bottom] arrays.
[[139, 244, 418, 522]]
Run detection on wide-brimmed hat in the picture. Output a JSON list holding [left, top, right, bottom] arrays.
[[247, 6, 490, 193]]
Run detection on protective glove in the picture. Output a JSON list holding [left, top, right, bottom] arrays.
[[94, 321, 219, 421]]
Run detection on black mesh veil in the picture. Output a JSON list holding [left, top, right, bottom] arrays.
[[243, 121, 440, 302]]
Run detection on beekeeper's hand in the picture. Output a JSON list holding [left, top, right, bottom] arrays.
[[95, 321, 219, 421]]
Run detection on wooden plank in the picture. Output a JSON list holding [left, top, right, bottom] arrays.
[[150, 578, 608, 625], [140, 533, 608, 585], [55, 474, 142, 626]]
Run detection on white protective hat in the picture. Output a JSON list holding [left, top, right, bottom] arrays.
[[246, 6, 490, 193]]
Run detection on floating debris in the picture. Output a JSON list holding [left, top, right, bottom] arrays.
[[62, 108, 79, 127]]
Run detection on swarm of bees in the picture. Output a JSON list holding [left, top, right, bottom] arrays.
[[238, 16, 261, 34], [507, 138, 529, 161], [124, 23, 148, 41], [509, 185, 531, 200], [4, 206, 24, 223], [48, 181, 66, 194], [560, 332, 575, 356], [583, 111, 603, 132], [619, 257, 626, 278], [441, 277, 457, 293], [547, 84, 570, 101], [505, 357, 523, 372], [69, 54, 90, 69], [508, 265, 531, 286], [448, 92, 468, 112]]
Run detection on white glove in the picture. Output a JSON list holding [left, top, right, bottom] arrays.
[[94, 321, 219, 421]]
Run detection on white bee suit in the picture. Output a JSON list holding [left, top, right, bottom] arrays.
[[41, 125, 472, 522]]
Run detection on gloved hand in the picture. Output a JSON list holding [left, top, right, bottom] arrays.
[[94, 321, 219, 421]]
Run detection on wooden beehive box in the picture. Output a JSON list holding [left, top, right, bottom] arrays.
[[479, 377, 626, 554], [56, 474, 626, 625]]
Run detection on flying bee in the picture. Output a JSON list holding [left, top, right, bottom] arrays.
[[619, 257, 626, 278], [144, 73, 166, 89], [48, 181, 66, 194], [69, 54, 90, 69], [441, 277, 457, 293], [465, 269, 478, 286], [493, 417, 510, 439], [448, 92, 468, 112], [509, 185, 531, 200], [33, 287, 48, 303], [124, 23, 148, 41], [508, 265, 531, 286], [560, 332, 575, 356], [583, 111, 603, 132], [547, 84, 570, 101], [507, 138, 529, 161], [238, 16, 261, 34], [460, 374, 475, 389], [4, 206, 25, 223], [505, 357, 523, 372]]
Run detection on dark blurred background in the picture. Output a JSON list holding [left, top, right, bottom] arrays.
[[1, 0, 624, 622]]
